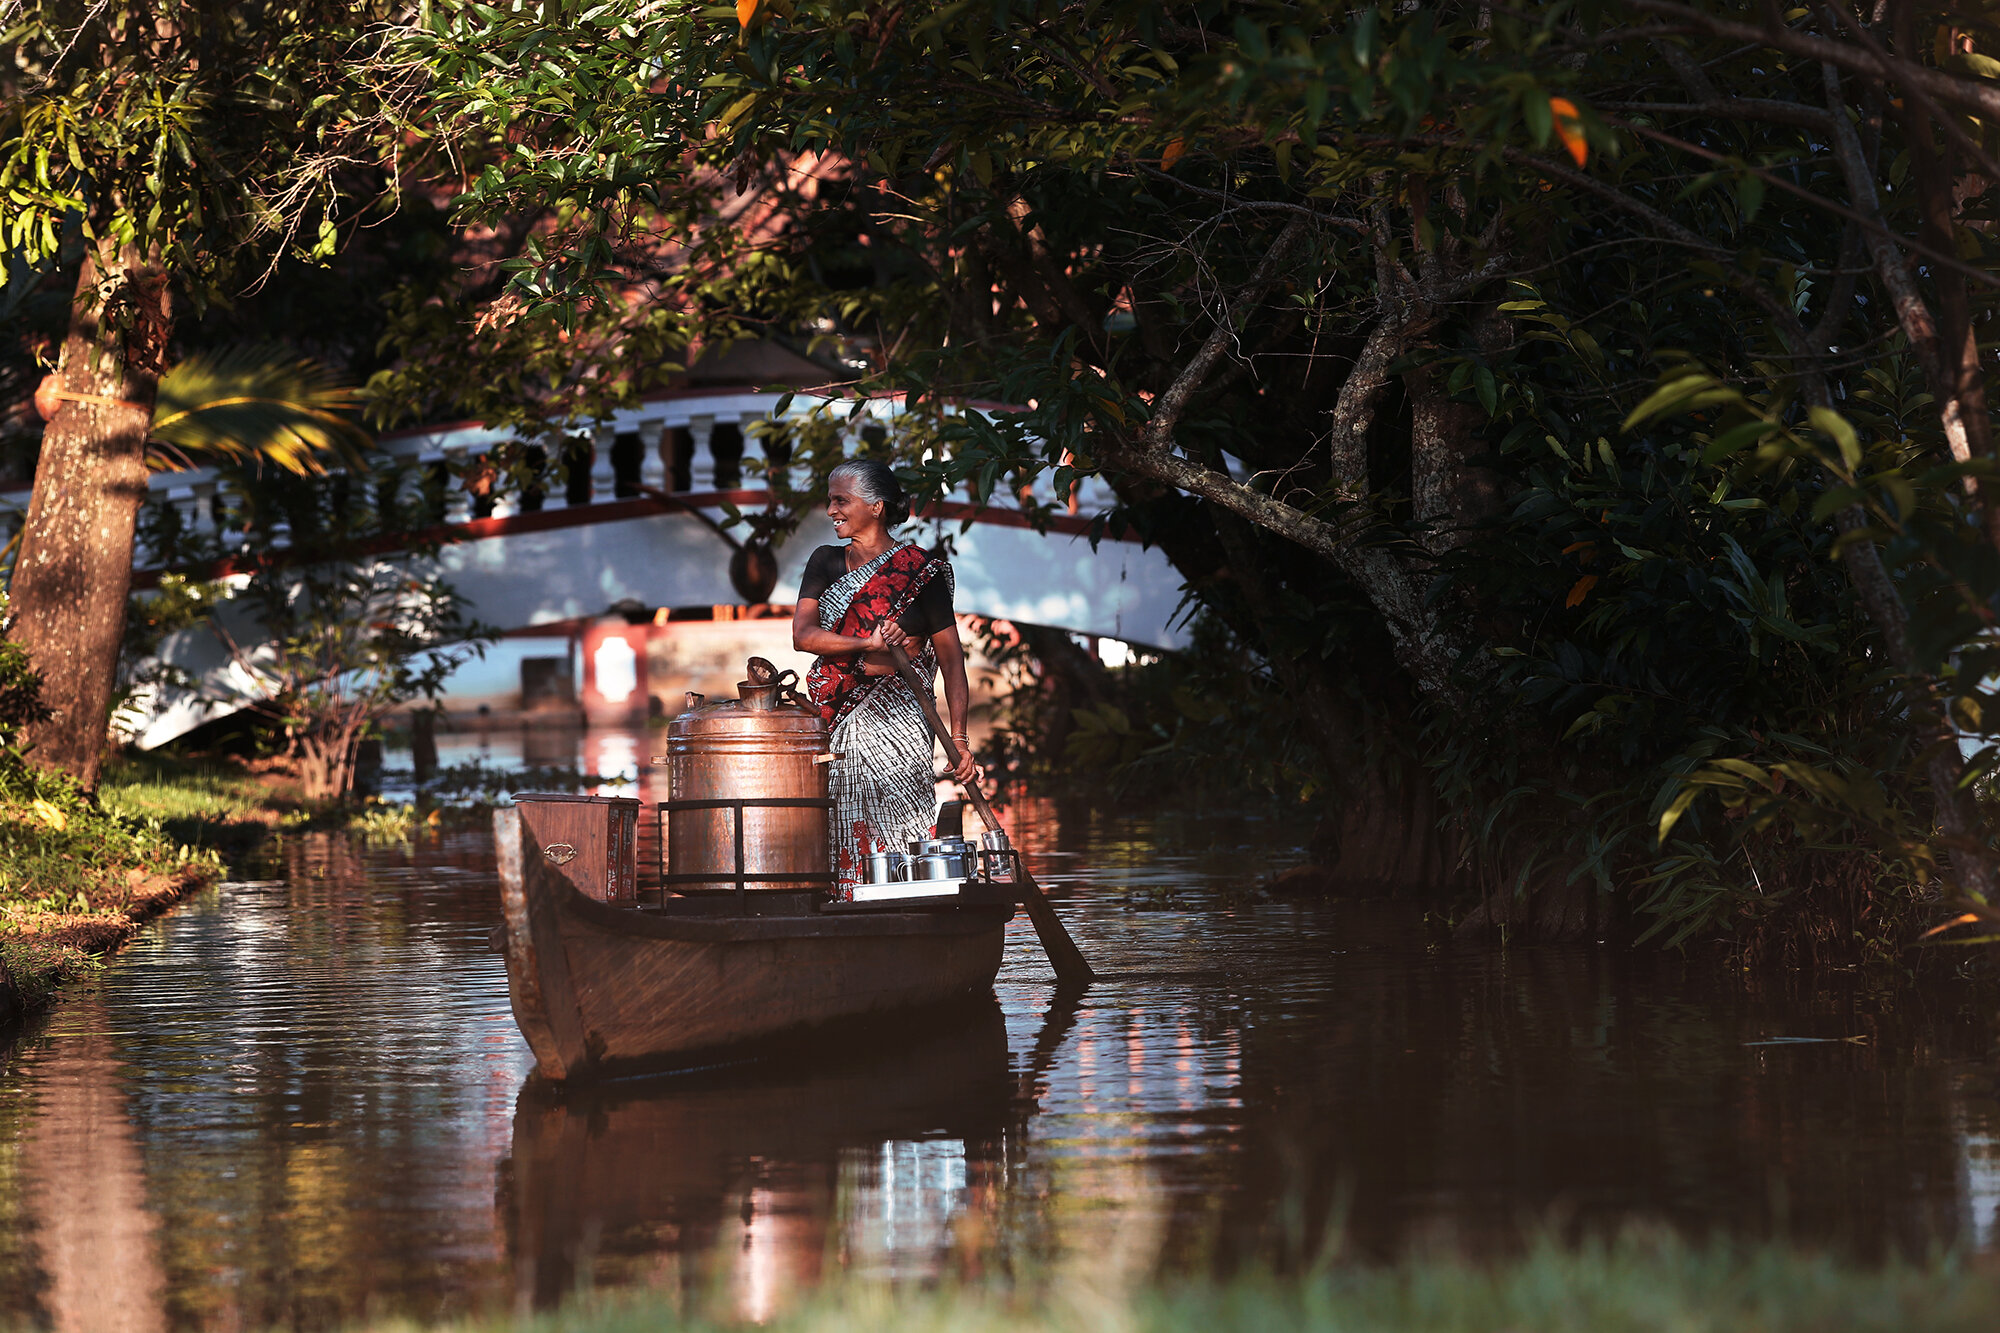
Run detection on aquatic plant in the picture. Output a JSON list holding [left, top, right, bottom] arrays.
[[346, 802, 419, 845]]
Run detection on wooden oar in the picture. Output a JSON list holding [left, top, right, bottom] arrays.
[[885, 643, 1096, 986]]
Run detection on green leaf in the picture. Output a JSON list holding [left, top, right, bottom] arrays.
[[1624, 374, 1734, 430], [1701, 419, 1780, 464], [1735, 171, 1764, 222], [1658, 786, 1701, 842], [1523, 90, 1552, 146], [1808, 406, 1862, 471]]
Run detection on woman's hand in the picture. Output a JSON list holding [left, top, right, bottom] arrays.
[[947, 737, 981, 784], [864, 616, 916, 652]]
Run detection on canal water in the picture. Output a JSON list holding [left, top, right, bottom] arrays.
[[3, 758, 2000, 1329]]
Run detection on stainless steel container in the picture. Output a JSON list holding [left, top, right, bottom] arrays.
[[661, 666, 829, 892], [865, 849, 910, 884], [980, 829, 1014, 882], [908, 837, 974, 880]]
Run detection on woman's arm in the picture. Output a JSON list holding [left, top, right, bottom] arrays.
[[791, 598, 887, 657], [931, 623, 979, 783]]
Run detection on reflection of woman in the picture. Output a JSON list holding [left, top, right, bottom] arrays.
[[794, 460, 979, 899]]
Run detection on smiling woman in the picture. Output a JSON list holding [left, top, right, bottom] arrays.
[[791, 460, 978, 897]]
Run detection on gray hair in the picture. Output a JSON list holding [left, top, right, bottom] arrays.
[[827, 458, 911, 526]]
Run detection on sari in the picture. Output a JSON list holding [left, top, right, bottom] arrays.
[[805, 542, 953, 898]]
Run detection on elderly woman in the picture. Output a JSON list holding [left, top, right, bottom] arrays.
[[793, 459, 980, 898]]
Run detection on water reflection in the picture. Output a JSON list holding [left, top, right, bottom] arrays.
[[18, 996, 166, 1333], [0, 774, 1998, 1330], [504, 1005, 1014, 1318]]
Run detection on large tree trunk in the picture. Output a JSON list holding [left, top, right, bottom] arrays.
[[9, 245, 169, 791]]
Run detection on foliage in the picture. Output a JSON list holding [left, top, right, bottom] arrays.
[[975, 609, 1339, 808], [0, 759, 205, 909], [132, 457, 492, 804], [210, 556, 486, 805], [150, 346, 371, 475], [0, 595, 49, 743], [0, 740, 222, 1013], [0, 1, 421, 310], [347, 800, 418, 844], [98, 750, 294, 847]]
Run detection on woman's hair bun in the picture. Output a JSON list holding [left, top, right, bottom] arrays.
[[828, 458, 911, 526]]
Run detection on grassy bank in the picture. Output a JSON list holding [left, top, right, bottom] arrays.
[[349, 1235, 2000, 1333], [98, 750, 304, 849], [1, 748, 612, 1021], [0, 754, 225, 1022]]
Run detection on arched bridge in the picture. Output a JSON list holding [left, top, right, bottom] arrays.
[[51, 389, 1187, 748]]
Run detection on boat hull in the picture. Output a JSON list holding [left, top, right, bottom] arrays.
[[495, 808, 1011, 1080]]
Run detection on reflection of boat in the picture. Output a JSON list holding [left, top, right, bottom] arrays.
[[494, 808, 1013, 1080], [500, 1002, 1014, 1310]]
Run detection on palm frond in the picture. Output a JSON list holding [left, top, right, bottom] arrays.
[[151, 347, 371, 475]]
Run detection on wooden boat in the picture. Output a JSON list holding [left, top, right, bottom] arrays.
[[494, 807, 1015, 1081]]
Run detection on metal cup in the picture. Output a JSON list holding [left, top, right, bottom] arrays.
[[980, 830, 1014, 882], [865, 850, 893, 885]]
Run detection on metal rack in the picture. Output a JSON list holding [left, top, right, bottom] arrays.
[[653, 796, 835, 913]]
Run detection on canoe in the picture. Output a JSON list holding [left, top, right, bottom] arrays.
[[494, 807, 1014, 1081]]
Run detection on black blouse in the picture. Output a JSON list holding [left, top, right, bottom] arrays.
[[798, 544, 956, 638]]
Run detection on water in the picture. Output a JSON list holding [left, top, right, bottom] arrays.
[[3, 783, 2000, 1331]]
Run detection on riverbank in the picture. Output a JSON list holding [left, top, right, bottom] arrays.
[[0, 748, 580, 1024], [347, 1235, 2000, 1332], [0, 753, 230, 1025], [0, 751, 356, 1021], [98, 750, 307, 851]]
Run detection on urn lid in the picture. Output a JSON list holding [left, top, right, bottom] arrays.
[[664, 659, 822, 740]]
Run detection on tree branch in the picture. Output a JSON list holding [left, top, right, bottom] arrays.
[[1139, 214, 1310, 450], [1622, 0, 2000, 122], [1099, 433, 1460, 703], [1595, 98, 1833, 130], [1134, 164, 1368, 233]]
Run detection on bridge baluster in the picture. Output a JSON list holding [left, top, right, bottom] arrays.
[[443, 448, 472, 524], [737, 417, 767, 490], [589, 426, 617, 504], [637, 415, 667, 493], [165, 485, 197, 540], [687, 414, 715, 492], [191, 481, 218, 536]]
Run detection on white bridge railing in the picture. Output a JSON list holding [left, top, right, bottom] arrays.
[[0, 389, 1122, 570]]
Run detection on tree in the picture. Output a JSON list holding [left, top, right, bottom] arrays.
[[0, 1, 416, 788], [130, 453, 488, 802], [208, 554, 485, 803], [392, 3, 2000, 948]]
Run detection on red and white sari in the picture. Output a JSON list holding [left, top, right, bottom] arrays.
[[805, 542, 953, 898]]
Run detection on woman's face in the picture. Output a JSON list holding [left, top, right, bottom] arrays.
[[826, 474, 883, 541]]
